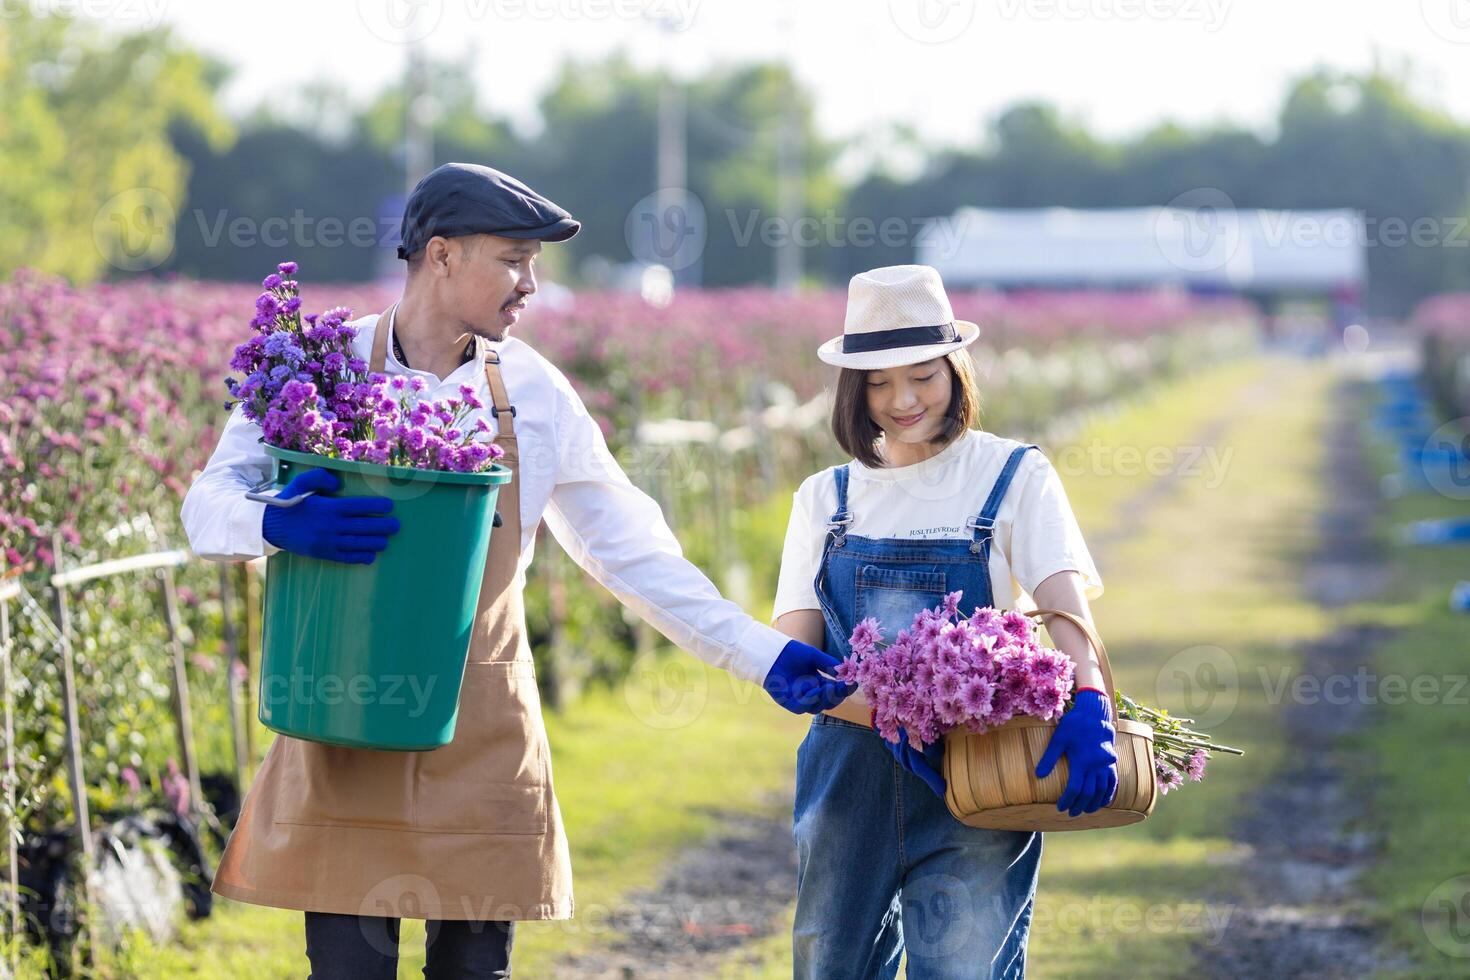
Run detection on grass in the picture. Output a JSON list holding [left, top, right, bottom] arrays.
[[66, 352, 1358, 978], [1024, 356, 1338, 978], [1347, 383, 1470, 979]]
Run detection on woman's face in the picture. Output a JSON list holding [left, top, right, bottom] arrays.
[[864, 357, 953, 450]]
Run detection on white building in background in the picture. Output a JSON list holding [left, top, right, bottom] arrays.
[[918, 206, 1367, 295]]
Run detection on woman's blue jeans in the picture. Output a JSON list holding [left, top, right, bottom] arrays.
[[793, 715, 1042, 979]]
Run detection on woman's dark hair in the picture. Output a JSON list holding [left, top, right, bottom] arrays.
[[830, 350, 982, 468]]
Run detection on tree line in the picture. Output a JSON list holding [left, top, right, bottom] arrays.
[[4, 10, 1469, 313]]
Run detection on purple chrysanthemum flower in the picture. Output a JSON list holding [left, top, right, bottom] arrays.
[[848, 617, 883, 655]]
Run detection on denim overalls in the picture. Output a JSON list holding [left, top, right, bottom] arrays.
[[793, 444, 1043, 980]]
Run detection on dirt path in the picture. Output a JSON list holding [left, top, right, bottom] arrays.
[[1191, 370, 1410, 978], [553, 802, 796, 979]]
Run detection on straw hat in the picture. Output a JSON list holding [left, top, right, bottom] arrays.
[[818, 265, 980, 370]]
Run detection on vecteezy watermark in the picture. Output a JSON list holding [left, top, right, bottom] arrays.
[[1052, 440, 1235, 489], [1154, 645, 1239, 728], [1258, 667, 1469, 707], [0, 0, 170, 29], [1421, 419, 1470, 500], [356, 0, 700, 44], [93, 188, 177, 273], [888, 0, 977, 43], [1421, 0, 1470, 45], [726, 210, 974, 260], [626, 188, 708, 272], [994, 0, 1231, 32], [1154, 650, 1470, 728], [622, 649, 711, 730], [1154, 188, 1245, 278], [1155, 187, 1470, 275], [93, 196, 413, 272], [258, 669, 439, 718], [1423, 875, 1470, 958], [191, 209, 402, 251], [1032, 897, 1236, 945], [897, 872, 974, 958]]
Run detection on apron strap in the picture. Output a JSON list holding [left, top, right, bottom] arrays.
[[368, 304, 396, 374], [967, 444, 1038, 556], [479, 340, 518, 452]]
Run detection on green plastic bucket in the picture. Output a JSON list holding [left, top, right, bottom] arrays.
[[257, 444, 513, 750]]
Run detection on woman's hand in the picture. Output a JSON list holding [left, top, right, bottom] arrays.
[[1035, 689, 1119, 816], [880, 725, 946, 799]]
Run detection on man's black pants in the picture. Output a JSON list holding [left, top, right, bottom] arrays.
[[304, 911, 514, 978]]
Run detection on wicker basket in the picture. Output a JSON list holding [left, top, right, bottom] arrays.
[[943, 607, 1156, 832]]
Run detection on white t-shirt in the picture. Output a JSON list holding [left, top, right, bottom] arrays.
[[773, 430, 1103, 621]]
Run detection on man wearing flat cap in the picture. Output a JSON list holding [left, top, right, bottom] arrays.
[[181, 162, 852, 976]]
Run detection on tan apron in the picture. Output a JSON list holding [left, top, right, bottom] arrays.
[[212, 310, 574, 921]]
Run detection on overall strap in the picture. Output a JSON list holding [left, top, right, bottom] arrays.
[[826, 464, 853, 547], [967, 444, 1039, 556]]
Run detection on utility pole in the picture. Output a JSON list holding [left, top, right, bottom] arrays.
[[404, 37, 433, 193], [653, 14, 694, 286], [774, 3, 803, 291]]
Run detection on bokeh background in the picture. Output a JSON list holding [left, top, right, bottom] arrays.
[[2, 2, 1470, 976]]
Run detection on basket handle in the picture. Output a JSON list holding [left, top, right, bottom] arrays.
[[1025, 607, 1116, 703]]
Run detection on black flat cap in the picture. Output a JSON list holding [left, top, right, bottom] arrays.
[[396, 162, 580, 260]]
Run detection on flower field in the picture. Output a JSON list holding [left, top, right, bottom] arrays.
[[0, 271, 1257, 933]]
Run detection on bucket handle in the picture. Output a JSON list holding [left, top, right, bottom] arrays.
[[244, 474, 316, 508]]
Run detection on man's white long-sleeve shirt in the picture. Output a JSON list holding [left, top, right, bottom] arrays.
[[180, 311, 788, 686]]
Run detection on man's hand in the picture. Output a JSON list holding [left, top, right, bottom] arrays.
[[762, 640, 855, 714], [260, 469, 400, 565], [1035, 688, 1119, 817]]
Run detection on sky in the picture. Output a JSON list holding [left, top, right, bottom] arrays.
[[100, 0, 1470, 172]]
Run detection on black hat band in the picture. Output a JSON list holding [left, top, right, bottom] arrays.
[[842, 322, 958, 354]]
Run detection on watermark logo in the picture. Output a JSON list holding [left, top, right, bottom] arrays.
[[889, 0, 976, 43], [1423, 874, 1470, 958], [626, 188, 707, 272], [899, 872, 973, 958], [0, 0, 170, 29], [993, 0, 1231, 32], [1155, 645, 1238, 728], [1421, 0, 1470, 44], [1154, 187, 1243, 277], [93, 188, 176, 272], [623, 650, 710, 730], [1421, 419, 1470, 500], [357, 0, 445, 43]]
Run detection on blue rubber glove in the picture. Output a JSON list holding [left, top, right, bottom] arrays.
[[1035, 688, 1119, 817], [762, 640, 855, 714], [881, 725, 946, 799], [260, 469, 400, 565]]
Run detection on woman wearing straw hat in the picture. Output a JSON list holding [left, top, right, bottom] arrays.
[[772, 265, 1118, 978]]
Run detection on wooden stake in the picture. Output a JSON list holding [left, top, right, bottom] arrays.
[[218, 564, 247, 794], [241, 562, 257, 782], [48, 531, 93, 863], [0, 558, 19, 965], [158, 566, 203, 816]]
